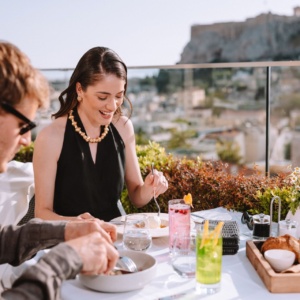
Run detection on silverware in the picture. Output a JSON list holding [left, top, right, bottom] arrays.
[[116, 256, 138, 273], [191, 213, 206, 221], [112, 266, 135, 274], [109, 220, 125, 225], [151, 163, 161, 217], [110, 219, 145, 227]]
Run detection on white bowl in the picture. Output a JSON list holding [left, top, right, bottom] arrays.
[[79, 250, 157, 292], [264, 249, 296, 272]]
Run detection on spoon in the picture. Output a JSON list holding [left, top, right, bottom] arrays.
[[112, 266, 136, 274], [151, 163, 161, 217], [116, 256, 138, 273]]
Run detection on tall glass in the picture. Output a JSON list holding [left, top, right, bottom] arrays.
[[196, 223, 223, 295], [168, 199, 191, 250], [171, 234, 196, 278]]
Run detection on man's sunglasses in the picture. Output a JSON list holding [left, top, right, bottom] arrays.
[[1, 101, 36, 135]]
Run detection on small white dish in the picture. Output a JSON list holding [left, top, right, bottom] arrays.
[[111, 213, 169, 238], [264, 249, 296, 272], [79, 250, 157, 292]]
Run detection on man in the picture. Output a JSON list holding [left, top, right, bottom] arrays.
[[0, 41, 119, 299]]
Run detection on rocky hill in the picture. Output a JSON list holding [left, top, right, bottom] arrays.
[[179, 12, 300, 63]]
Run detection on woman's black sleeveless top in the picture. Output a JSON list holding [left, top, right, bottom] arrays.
[[53, 109, 125, 222]]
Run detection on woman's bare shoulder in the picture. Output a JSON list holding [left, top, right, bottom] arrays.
[[112, 116, 134, 141], [35, 116, 67, 144]]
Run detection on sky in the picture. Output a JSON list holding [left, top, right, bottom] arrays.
[[1, 0, 300, 69]]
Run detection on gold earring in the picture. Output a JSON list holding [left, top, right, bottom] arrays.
[[77, 95, 82, 102]]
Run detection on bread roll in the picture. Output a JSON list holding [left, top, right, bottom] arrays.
[[261, 234, 300, 263]]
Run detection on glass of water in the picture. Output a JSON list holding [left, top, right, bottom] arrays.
[[123, 214, 152, 251], [171, 234, 196, 278]]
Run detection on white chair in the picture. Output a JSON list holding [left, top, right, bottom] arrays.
[[0, 161, 34, 226], [0, 161, 35, 289], [117, 199, 126, 216]]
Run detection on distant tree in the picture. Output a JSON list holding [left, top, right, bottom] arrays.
[[285, 143, 291, 160], [156, 70, 170, 94], [173, 118, 191, 125], [255, 86, 265, 100], [166, 129, 196, 150], [140, 76, 156, 86], [139, 76, 156, 91], [155, 69, 184, 94], [135, 128, 150, 145], [193, 69, 213, 87], [216, 140, 242, 164], [279, 93, 300, 114]]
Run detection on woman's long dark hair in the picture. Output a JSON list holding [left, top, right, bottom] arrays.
[[52, 47, 132, 119]]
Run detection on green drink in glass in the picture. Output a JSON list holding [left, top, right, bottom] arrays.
[[196, 221, 223, 294]]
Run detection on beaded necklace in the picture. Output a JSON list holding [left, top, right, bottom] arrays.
[[68, 110, 109, 143]]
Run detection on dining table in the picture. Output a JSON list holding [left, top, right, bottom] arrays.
[[60, 207, 300, 300]]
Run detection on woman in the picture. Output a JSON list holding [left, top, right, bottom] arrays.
[[33, 47, 168, 222]]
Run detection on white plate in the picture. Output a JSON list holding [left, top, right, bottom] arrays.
[[79, 250, 157, 292], [191, 210, 232, 223], [110, 213, 169, 238]]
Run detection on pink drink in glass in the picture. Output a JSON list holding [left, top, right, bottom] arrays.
[[168, 199, 191, 250]]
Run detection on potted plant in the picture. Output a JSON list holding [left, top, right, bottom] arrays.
[[255, 166, 300, 237], [283, 167, 300, 224]]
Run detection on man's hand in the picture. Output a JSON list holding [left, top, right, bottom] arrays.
[[94, 219, 118, 242], [66, 232, 119, 275], [64, 219, 117, 243]]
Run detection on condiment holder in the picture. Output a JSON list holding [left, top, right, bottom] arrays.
[[251, 196, 282, 240], [279, 219, 298, 238], [270, 195, 281, 237], [252, 213, 271, 240]]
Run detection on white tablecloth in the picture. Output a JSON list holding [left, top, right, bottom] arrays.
[[61, 208, 300, 300]]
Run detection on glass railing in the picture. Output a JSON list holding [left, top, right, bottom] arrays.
[[39, 61, 300, 176]]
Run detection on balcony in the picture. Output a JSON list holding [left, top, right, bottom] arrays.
[[39, 60, 300, 176]]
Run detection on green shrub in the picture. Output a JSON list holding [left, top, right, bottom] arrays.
[[255, 187, 291, 221], [121, 141, 289, 218], [159, 160, 288, 216], [14, 140, 292, 219], [13, 142, 34, 162], [121, 141, 173, 213], [254, 167, 300, 220]]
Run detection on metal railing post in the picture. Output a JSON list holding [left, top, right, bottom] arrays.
[[265, 66, 271, 177]]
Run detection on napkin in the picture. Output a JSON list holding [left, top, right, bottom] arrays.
[[281, 264, 300, 273], [192, 207, 232, 221]]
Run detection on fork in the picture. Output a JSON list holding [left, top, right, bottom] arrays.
[[151, 163, 161, 217]]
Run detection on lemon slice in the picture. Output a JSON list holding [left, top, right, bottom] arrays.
[[183, 193, 194, 208], [200, 219, 209, 249], [213, 221, 224, 247]]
